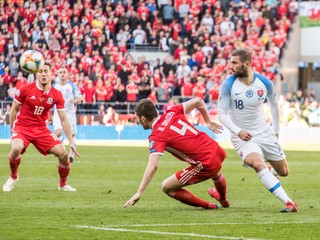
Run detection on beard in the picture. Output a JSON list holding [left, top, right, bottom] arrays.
[[232, 67, 248, 78]]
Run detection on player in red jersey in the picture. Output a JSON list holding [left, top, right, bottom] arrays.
[[124, 97, 229, 209], [3, 63, 80, 192]]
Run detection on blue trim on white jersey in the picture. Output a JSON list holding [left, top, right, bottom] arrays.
[[68, 81, 78, 92], [220, 75, 237, 97], [254, 72, 274, 98]]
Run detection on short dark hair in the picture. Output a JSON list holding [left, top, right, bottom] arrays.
[[231, 49, 252, 63], [134, 99, 158, 121], [44, 62, 51, 68]]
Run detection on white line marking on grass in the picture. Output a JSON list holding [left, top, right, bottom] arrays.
[[77, 221, 316, 228], [75, 225, 264, 240]]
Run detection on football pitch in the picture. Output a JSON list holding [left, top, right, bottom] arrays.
[[0, 144, 319, 240]]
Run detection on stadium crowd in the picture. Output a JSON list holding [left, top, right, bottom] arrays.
[[0, 0, 319, 127]]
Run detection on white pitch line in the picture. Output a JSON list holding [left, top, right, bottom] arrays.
[[77, 221, 315, 228], [75, 225, 264, 240]]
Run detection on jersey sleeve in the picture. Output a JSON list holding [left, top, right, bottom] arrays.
[[14, 84, 28, 104], [256, 73, 280, 133], [218, 77, 242, 135], [170, 104, 184, 115], [55, 90, 65, 110], [71, 82, 83, 98], [148, 136, 165, 157]]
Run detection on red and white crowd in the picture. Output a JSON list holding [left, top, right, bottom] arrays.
[[1, 0, 319, 127]]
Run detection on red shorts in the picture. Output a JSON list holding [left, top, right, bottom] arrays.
[[175, 145, 227, 186], [11, 126, 61, 156]]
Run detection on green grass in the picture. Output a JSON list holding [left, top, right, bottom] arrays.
[[0, 144, 319, 240]]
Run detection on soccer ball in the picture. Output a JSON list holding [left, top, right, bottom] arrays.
[[19, 50, 45, 74]]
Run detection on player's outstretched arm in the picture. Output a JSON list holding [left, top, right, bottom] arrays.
[[9, 101, 21, 130], [184, 97, 223, 134], [58, 110, 80, 157], [124, 155, 160, 208]]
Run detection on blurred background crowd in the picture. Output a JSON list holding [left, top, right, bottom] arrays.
[[0, 0, 319, 127]]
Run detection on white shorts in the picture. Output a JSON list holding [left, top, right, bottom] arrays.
[[53, 110, 77, 135], [231, 127, 286, 162]]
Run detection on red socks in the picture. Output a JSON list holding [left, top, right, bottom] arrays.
[[213, 173, 227, 200], [58, 162, 70, 187], [170, 189, 217, 209], [9, 155, 21, 179]]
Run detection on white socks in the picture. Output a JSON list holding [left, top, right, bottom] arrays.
[[258, 168, 292, 204]]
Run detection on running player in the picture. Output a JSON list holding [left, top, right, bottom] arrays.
[[218, 49, 299, 212], [3, 63, 80, 192]]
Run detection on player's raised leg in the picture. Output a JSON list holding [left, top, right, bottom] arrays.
[[49, 144, 76, 191], [3, 138, 24, 192], [162, 172, 218, 209], [246, 153, 298, 213]]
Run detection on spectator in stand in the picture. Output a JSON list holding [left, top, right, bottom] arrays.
[[201, 10, 214, 33], [201, 40, 214, 57], [14, 71, 27, 90], [6, 82, 16, 101], [187, 53, 200, 69], [193, 76, 206, 100], [104, 79, 114, 103], [176, 60, 191, 87], [132, 24, 147, 45], [98, 104, 105, 115], [3, 68, 14, 85], [138, 75, 152, 100], [103, 106, 119, 126], [178, 0, 190, 22], [173, 43, 185, 62], [220, 17, 235, 36], [160, 56, 175, 77], [116, 28, 131, 46], [148, 89, 157, 104], [309, 101, 320, 127], [83, 80, 96, 114], [95, 78, 107, 104], [156, 78, 170, 107], [181, 76, 194, 102], [308, 88, 317, 103], [162, 0, 175, 25], [8, 56, 19, 78], [207, 81, 220, 106], [159, 31, 171, 52], [113, 77, 127, 112], [0, 55, 7, 76], [0, 75, 8, 100], [126, 76, 139, 103]]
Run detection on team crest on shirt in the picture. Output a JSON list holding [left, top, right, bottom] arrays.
[[47, 97, 53, 104], [245, 90, 253, 98], [257, 89, 264, 97]]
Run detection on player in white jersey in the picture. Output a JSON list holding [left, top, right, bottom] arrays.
[[218, 49, 299, 213], [53, 67, 83, 163]]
